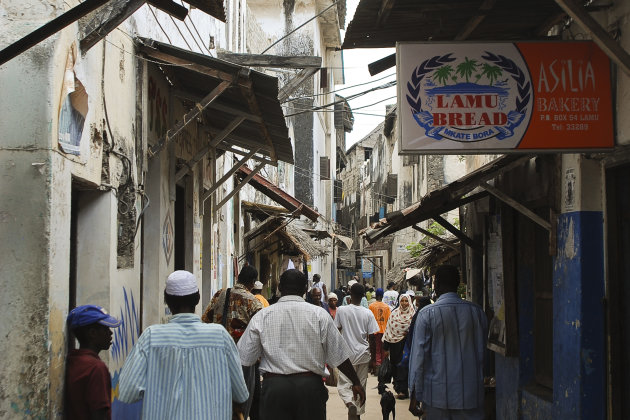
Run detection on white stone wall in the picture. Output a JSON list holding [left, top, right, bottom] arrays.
[[0, 0, 237, 415]]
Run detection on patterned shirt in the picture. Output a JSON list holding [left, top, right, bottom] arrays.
[[369, 300, 391, 334], [202, 283, 263, 341], [237, 295, 352, 375], [408, 292, 488, 410], [118, 314, 249, 420]]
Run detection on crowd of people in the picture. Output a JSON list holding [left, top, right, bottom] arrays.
[[64, 264, 488, 420]]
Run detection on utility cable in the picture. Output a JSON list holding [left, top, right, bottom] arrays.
[[261, 0, 341, 54], [282, 72, 396, 103]]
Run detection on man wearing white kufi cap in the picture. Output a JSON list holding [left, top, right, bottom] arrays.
[[119, 271, 249, 419]]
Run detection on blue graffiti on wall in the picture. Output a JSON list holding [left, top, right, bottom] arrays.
[[110, 287, 142, 419]]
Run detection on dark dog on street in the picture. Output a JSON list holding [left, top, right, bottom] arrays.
[[377, 382, 396, 420]]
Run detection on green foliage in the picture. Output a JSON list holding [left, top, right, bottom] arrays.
[[406, 241, 424, 257], [426, 220, 446, 236], [433, 65, 454, 86], [456, 57, 479, 83], [481, 63, 503, 86], [405, 221, 450, 257], [457, 282, 467, 299]]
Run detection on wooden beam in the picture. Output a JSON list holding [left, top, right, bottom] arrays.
[[148, 80, 231, 159], [454, 0, 496, 41], [217, 52, 322, 68], [214, 162, 266, 212], [432, 215, 481, 252], [215, 144, 275, 166], [0, 0, 109, 65], [175, 116, 246, 182], [368, 53, 395, 76], [278, 67, 320, 101], [376, 0, 396, 27], [411, 225, 460, 251], [479, 181, 551, 231], [147, 0, 188, 20], [202, 126, 274, 155], [137, 39, 241, 83], [238, 72, 277, 161], [363, 255, 383, 270], [554, 0, 630, 76], [172, 89, 264, 123], [201, 149, 258, 203], [80, 0, 146, 53]]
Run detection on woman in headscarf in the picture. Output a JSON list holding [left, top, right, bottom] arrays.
[[382, 293, 416, 399]]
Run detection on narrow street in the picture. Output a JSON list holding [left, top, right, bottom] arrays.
[[326, 373, 417, 420]]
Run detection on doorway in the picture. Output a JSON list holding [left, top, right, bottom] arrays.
[[606, 163, 630, 419]]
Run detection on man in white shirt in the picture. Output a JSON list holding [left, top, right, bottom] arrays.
[[334, 283, 380, 420], [238, 269, 366, 420], [311, 273, 327, 304], [382, 281, 400, 309]]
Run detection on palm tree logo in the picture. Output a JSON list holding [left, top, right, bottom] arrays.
[[455, 57, 478, 83], [480, 63, 503, 85], [432, 64, 453, 86]]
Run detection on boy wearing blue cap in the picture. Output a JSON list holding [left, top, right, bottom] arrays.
[[65, 305, 121, 420]]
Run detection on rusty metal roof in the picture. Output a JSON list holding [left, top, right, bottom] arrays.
[[137, 37, 293, 165], [342, 0, 574, 49], [364, 154, 533, 244], [237, 166, 321, 222]]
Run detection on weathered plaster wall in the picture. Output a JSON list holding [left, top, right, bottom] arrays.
[[552, 155, 605, 419]]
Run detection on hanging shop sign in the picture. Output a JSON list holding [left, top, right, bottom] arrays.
[[397, 42, 613, 153]]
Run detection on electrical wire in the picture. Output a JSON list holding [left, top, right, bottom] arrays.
[[288, 96, 396, 116], [148, 5, 173, 44], [167, 13, 194, 51], [282, 72, 396, 103], [261, 0, 341, 54], [284, 81, 396, 117], [181, 2, 214, 56]]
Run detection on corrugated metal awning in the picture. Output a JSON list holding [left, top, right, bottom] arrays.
[[342, 0, 572, 49], [364, 154, 533, 244], [137, 37, 293, 165], [237, 166, 320, 222]]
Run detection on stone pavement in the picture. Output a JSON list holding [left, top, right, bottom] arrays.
[[325, 370, 421, 420]]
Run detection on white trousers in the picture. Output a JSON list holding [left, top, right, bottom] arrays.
[[337, 362, 369, 415]]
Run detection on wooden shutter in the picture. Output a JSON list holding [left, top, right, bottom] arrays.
[[320, 157, 330, 180]]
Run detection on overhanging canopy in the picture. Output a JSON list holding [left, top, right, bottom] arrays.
[[237, 166, 320, 222], [343, 0, 573, 49], [365, 154, 533, 243], [137, 37, 293, 165]]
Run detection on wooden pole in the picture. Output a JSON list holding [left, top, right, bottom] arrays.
[[0, 0, 109, 65]]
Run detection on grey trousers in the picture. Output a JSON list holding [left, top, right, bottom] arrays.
[[242, 364, 256, 418]]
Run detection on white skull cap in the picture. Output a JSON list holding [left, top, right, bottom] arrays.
[[165, 270, 199, 296]]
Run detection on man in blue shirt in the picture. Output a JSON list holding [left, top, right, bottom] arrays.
[[408, 265, 488, 420], [118, 270, 249, 419]]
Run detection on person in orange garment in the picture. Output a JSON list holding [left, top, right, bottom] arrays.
[[253, 281, 270, 308], [368, 288, 391, 374]]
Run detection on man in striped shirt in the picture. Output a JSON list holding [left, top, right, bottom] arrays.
[[118, 270, 249, 419], [408, 265, 488, 420], [238, 269, 366, 420]]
